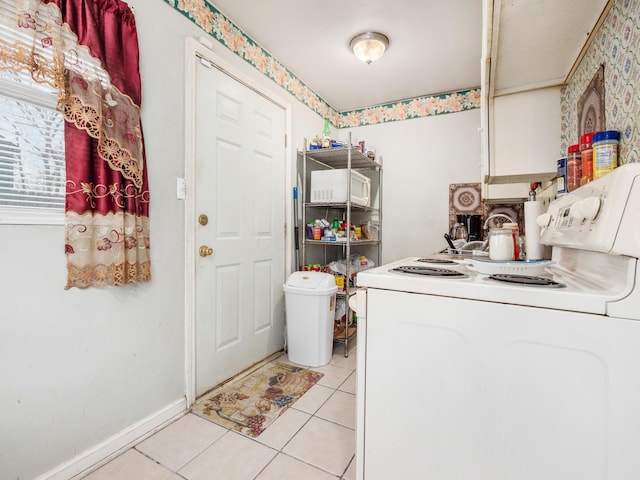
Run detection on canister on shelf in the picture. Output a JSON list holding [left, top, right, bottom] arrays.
[[557, 157, 568, 195], [488, 227, 515, 261], [580, 132, 594, 186], [593, 130, 619, 179], [567, 144, 582, 192]]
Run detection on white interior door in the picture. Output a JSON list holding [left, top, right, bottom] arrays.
[[194, 59, 286, 396]]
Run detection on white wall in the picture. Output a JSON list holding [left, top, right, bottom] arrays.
[[343, 109, 482, 261], [0, 0, 323, 478]]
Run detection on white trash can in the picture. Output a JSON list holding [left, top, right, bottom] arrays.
[[283, 271, 337, 367]]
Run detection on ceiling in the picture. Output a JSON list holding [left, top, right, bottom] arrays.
[[210, 0, 483, 112], [489, 0, 612, 96]]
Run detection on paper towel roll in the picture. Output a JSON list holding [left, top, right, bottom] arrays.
[[524, 200, 545, 260]]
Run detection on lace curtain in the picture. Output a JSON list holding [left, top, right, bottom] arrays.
[[0, 0, 151, 288]]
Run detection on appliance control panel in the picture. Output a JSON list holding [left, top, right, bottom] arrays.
[[553, 196, 603, 229], [540, 164, 640, 256]]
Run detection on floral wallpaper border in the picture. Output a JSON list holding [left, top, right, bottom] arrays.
[[561, 0, 640, 164], [163, 0, 480, 127], [339, 89, 480, 127]]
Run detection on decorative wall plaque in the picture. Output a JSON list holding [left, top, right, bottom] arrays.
[[448, 182, 482, 230], [578, 64, 606, 138]]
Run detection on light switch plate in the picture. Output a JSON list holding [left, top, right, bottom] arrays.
[[176, 177, 186, 200]]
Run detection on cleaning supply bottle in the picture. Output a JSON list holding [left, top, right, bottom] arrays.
[[322, 119, 331, 148], [332, 216, 340, 234], [312, 219, 322, 240]]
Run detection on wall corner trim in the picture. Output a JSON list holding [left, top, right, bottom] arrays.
[[34, 398, 187, 480]]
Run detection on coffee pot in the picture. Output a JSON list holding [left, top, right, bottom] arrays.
[[450, 222, 468, 241], [456, 214, 482, 241]]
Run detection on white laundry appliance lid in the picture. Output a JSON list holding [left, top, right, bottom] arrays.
[[284, 271, 337, 295]]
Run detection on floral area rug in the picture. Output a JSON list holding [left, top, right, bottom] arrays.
[[191, 362, 324, 437]]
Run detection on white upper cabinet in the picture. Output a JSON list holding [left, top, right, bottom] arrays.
[[481, 0, 612, 198]]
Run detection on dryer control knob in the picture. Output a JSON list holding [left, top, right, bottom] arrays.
[[576, 197, 602, 221], [537, 212, 552, 228]]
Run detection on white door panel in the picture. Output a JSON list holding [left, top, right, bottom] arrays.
[[194, 60, 285, 396]]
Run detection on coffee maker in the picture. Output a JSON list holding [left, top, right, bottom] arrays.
[[456, 214, 482, 241]]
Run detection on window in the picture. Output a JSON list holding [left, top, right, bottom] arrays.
[[0, 69, 65, 225]]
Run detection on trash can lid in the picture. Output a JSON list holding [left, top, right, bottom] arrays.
[[284, 271, 337, 292]]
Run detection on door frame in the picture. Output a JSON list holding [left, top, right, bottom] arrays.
[[184, 37, 293, 406]]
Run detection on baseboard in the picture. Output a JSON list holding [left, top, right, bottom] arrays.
[[34, 397, 187, 480]]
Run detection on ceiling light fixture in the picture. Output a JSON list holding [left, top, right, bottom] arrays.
[[349, 31, 389, 65]]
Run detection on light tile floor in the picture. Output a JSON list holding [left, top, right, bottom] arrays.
[[80, 346, 357, 480]]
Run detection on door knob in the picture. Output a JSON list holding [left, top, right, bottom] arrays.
[[199, 245, 214, 257]]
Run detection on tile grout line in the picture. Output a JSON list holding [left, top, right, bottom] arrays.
[[257, 451, 343, 479], [340, 454, 357, 480], [250, 355, 355, 479], [87, 352, 356, 479], [184, 355, 347, 479]]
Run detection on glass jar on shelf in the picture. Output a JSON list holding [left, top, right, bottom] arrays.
[[567, 144, 582, 192], [488, 227, 515, 261], [580, 132, 594, 186]]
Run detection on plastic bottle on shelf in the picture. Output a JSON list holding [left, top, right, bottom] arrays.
[[312, 219, 322, 240], [517, 235, 526, 261], [557, 157, 568, 195], [580, 132, 594, 186], [332, 216, 340, 233], [322, 119, 331, 148], [567, 144, 582, 192], [593, 130, 619, 179]]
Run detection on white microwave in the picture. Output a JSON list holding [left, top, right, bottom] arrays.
[[310, 169, 371, 207]]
